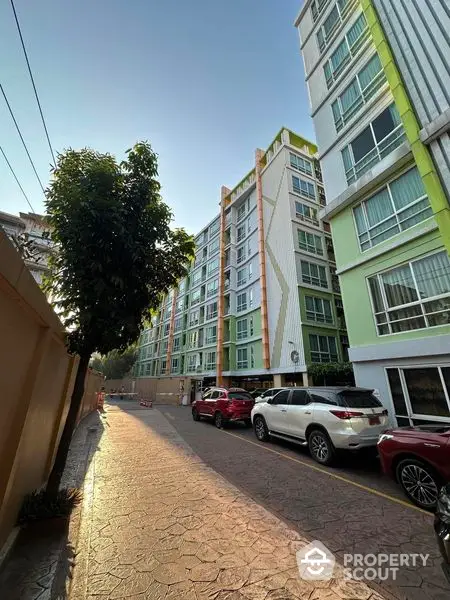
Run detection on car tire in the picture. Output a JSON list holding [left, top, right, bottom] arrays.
[[253, 416, 270, 442], [214, 411, 226, 429], [244, 419, 252, 428], [308, 429, 335, 466], [192, 408, 201, 422], [396, 458, 441, 510]]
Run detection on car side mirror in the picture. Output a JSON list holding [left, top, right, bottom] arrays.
[[267, 397, 274, 405]]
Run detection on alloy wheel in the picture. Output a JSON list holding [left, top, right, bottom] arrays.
[[255, 418, 266, 440], [215, 412, 222, 428], [400, 464, 439, 508], [310, 433, 329, 463]]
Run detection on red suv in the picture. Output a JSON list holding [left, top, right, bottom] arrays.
[[378, 425, 450, 510], [192, 387, 254, 428]]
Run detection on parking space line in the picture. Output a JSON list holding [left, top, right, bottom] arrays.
[[220, 430, 432, 516]]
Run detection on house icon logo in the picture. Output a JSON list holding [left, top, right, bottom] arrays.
[[296, 540, 335, 580]]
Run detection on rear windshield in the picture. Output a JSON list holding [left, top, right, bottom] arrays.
[[339, 392, 382, 408], [229, 392, 253, 400]]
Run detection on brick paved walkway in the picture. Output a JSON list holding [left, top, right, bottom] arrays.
[[70, 404, 389, 600]]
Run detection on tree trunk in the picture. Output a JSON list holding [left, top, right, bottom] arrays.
[[46, 352, 91, 495]]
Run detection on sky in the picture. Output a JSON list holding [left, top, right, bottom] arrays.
[[0, 0, 314, 234]]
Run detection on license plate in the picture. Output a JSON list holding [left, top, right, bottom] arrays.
[[368, 416, 380, 425]]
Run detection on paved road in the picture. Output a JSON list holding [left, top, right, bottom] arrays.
[[159, 404, 450, 600]]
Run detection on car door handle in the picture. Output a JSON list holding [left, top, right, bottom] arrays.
[[305, 411, 312, 415], [280, 409, 287, 412], [424, 443, 440, 448]]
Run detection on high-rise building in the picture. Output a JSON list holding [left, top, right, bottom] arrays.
[[134, 128, 347, 399], [295, 0, 450, 426], [0, 211, 54, 285]]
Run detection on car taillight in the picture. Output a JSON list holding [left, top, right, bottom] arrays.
[[330, 410, 364, 420]]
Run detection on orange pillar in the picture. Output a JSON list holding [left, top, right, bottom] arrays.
[[165, 290, 178, 375], [255, 149, 270, 370], [216, 186, 230, 387]]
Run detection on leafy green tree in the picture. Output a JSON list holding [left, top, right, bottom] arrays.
[[44, 142, 194, 493], [90, 347, 137, 380], [307, 362, 354, 386]]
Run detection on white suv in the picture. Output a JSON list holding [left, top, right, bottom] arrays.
[[251, 387, 388, 465], [254, 388, 284, 403]]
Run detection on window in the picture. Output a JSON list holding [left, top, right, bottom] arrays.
[[332, 54, 386, 132], [237, 319, 248, 340], [164, 323, 170, 336], [323, 13, 369, 88], [305, 296, 333, 323], [189, 331, 198, 349], [237, 224, 246, 242], [191, 289, 201, 306], [210, 219, 220, 236], [272, 390, 290, 405], [205, 351, 216, 370], [330, 267, 340, 293], [173, 337, 180, 352], [290, 153, 313, 176], [237, 246, 246, 264], [189, 310, 199, 326], [237, 204, 246, 222], [178, 280, 186, 294], [295, 202, 318, 225], [160, 359, 167, 375], [175, 299, 183, 314], [342, 103, 405, 185], [145, 362, 151, 376], [192, 269, 202, 286], [206, 301, 218, 320], [317, 5, 340, 52], [249, 288, 254, 307], [237, 292, 247, 312], [292, 176, 315, 200], [353, 168, 432, 251], [207, 279, 218, 297], [298, 230, 323, 255], [249, 316, 254, 336], [387, 367, 450, 424], [205, 325, 217, 344], [249, 263, 253, 280], [171, 357, 179, 373], [237, 348, 248, 369], [248, 240, 251, 256], [310, 335, 338, 363], [291, 390, 310, 406], [208, 257, 219, 275], [237, 268, 247, 287], [209, 238, 220, 256], [250, 346, 255, 368], [311, 0, 330, 22], [301, 261, 328, 288], [368, 251, 450, 335], [162, 340, 168, 353], [187, 355, 197, 372]]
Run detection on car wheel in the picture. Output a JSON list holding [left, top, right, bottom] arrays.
[[308, 429, 335, 466], [214, 411, 225, 429], [244, 419, 252, 428], [192, 408, 200, 422], [253, 416, 270, 442], [396, 458, 441, 510]]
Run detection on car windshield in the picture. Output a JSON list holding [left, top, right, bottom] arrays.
[[339, 391, 382, 408], [228, 392, 253, 400]]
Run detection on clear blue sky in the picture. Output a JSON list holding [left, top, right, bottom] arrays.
[[0, 0, 313, 234]]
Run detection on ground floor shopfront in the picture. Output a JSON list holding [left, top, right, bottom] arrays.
[[350, 334, 450, 427]]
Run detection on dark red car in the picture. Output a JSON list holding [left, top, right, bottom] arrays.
[[192, 387, 254, 428], [378, 425, 450, 510]]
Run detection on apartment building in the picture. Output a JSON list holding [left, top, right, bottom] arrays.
[[295, 0, 450, 426], [0, 211, 53, 285], [135, 128, 347, 395]]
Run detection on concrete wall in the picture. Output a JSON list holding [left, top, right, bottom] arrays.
[[0, 229, 102, 549], [135, 376, 192, 405]]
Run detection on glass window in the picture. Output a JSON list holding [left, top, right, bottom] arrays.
[[249, 316, 254, 336], [291, 390, 309, 406], [206, 301, 218, 320], [237, 318, 248, 340], [340, 391, 382, 408], [368, 251, 450, 335], [301, 261, 328, 288], [189, 310, 199, 326], [207, 279, 218, 297], [191, 289, 201, 306], [171, 357, 179, 373], [237, 268, 247, 287], [292, 176, 316, 200], [404, 368, 450, 418], [237, 224, 246, 242], [309, 334, 338, 362], [290, 153, 313, 175], [272, 390, 290, 405], [237, 204, 246, 222], [237, 292, 247, 312], [210, 219, 220, 236], [310, 392, 338, 405], [305, 296, 333, 323], [237, 348, 248, 369], [173, 337, 180, 352], [209, 238, 220, 256], [237, 245, 246, 264], [249, 263, 253, 280], [298, 230, 323, 255], [324, 14, 368, 88], [205, 351, 216, 370], [353, 168, 431, 251], [208, 257, 219, 274], [387, 368, 408, 416], [295, 202, 318, 225], [205, 325, 217, 344], [250, 345, 255, 368]]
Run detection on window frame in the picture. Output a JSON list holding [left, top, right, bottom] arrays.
[[295, 201, 319, 226], [301, 260, 329, 289], [298, 229, 323, 255], [305, 295, 334, 324], [289, 152, 313, 176], [309, 334, 339, 363], [292, 175, 316, 201], [237, 347, 249, 369], [237, 292, 248, 312], [236, 318, 248, 340]]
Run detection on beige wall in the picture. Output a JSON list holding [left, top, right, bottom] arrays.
[[105, 377, 133, 393], [0, 230, 102, 548], [135, 376, 191, 405]]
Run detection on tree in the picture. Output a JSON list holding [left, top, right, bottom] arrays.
[[307, 362, 354, 386], [44, 142, 194, 493], [90, 346, 137, 380]]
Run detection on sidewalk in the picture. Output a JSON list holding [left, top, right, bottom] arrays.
[[70, 403, 388, 600]]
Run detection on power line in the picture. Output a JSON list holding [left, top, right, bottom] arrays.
[[9, 0, 56, 165], [0, 82, 46, 195], [0, 145, 36, 214]]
